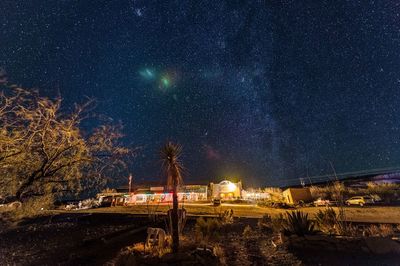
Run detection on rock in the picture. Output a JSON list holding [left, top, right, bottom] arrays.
[[7, 201, 22, 209]]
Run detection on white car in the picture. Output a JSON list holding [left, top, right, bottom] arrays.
[[313, 198, 337, 206], [345, 196, 374, 207]]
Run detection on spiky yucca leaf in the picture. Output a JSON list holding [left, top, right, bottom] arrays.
[[283, 210, 315, 236], [160, 141, 184, 188]]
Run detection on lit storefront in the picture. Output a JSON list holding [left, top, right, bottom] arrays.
[[126, 185, 208, 204], [241, 190, 270, 200]]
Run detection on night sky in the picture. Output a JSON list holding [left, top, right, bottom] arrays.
[[1, 1, 400, 187]]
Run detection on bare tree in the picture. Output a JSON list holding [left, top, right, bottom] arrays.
[[0, 84, 132, 204]]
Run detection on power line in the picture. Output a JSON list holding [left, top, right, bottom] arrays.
[[266, 166, 400, 187]]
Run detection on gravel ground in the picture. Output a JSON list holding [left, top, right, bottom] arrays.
[[0, 213, 148, 265]]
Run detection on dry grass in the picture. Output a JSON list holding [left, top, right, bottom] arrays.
[[242, 225, 253, 238], [212, 244, 227, 265], [365, 224, 394, 237]]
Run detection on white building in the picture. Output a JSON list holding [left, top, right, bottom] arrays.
[[210, 180, 242, 199]]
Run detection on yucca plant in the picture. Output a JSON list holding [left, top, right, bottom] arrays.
[[160, 141, 184, 253], [283, 211, 315, 236]]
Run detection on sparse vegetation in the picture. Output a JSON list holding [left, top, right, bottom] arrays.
[[242, 225, 253, 238], [310, 182, 400, 204], [257, 213, 273, 232], [264, 187, 284, 202], [195, 217, 222, 244], [283, 211, 315, 236], [218, 209, 234, 225], [366, 182, 399, 203], [314, 207, 338, 235], [271, 213, 286, 233], [212, 244, 227, 265], [365, 224, 394, 237]]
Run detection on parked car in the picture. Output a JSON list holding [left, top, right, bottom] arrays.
[[65, 202, 78, 210], [98, 195, 113, 207], [345, 196, 374, 206], [313, 198, 337, 206], [212, 198, 221, 206], [370, 194, 382, 203]]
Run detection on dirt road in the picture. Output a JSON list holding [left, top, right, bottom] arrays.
[[65, 204, 400, 224]]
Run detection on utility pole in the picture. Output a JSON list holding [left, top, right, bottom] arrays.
[[128, 174, 133, 194], [299, 177, 305, 187]]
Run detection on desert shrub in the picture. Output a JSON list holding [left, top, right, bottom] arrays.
[[366, 182, 399, 203], [195, 217, 222, 243], [257, 201, 288, 208], [365, 225, 381, 237], [314, 207, 338, 235], [257, 200, 273, 208], [365, 224, 394, 237], [271, 213, 286, 233], [213, 244, 227, 265], [379, 224, 394, 237], [335, 222, 358, 237], [242, 225, 254, 238], [331, 182, 346, 202], [345, 187, 360, 198], [219, 209, 234, 225], [264, 187, 284, 202], [283, 211, 315, 236], [257, 214, 272, 232], [11, 194, 54, 220], [101, 188, 117, 194], [310, 186, 331, 200]]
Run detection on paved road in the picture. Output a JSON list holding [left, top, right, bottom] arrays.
[[65, 204, 400, 224]]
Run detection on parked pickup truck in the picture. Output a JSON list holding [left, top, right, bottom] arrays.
[[313, 198, 338, 207]]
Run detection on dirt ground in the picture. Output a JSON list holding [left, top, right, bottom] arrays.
[[1, 211, 399, 265], [0, 213, 149, 265], [1, 204, 400, 265]]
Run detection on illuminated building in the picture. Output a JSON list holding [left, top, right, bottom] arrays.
[[210, 180, 242, 199], [241, 189, 270, 200], [126, 185, 208, 204]]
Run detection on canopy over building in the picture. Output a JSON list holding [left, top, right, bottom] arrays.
[[210, 180, 242, 199]]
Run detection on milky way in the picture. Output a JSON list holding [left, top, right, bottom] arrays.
[[1, 1, 400, 186]]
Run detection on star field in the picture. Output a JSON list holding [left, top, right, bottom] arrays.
[[1, 1, 400, 186]]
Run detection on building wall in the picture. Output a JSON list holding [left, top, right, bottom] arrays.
[[283, 188, 312, 204]]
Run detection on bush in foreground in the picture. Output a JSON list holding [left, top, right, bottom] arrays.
[[283, 211, 316, 236], [195, 217, 222, 244], [314, 207, 338, 235]]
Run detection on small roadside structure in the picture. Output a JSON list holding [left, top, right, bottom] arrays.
[[283, 187, 312, 205]]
